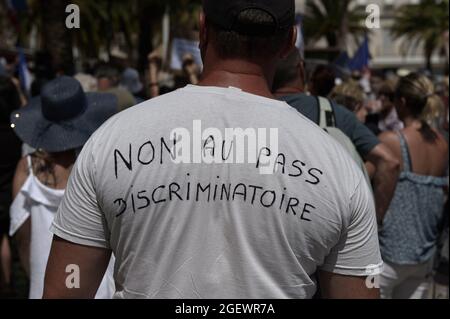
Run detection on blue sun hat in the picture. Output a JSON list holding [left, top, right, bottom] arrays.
[[10, 76, 118, 153]]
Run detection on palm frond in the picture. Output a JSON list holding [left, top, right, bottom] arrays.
[[391, 0, 448, 69]]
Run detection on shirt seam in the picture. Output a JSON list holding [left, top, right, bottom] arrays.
[[321, 261, 384, 274], [51, 222, 110, 248]]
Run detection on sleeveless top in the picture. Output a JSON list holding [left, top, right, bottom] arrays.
[[379, 132, 448, 265], [9, 156, 115, 299]]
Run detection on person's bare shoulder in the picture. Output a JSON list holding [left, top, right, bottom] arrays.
[[378, 131, 400, 152], [16, 156, 28, 171]]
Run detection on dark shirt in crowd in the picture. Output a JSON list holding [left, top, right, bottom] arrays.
[[280, 93, 380, 158]]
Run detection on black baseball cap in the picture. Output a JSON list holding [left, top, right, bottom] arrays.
[[203, 0, 296, 36]]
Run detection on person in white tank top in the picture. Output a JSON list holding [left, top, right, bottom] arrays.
[[10, 156, 115, 299], [8, 76, 118, 298]]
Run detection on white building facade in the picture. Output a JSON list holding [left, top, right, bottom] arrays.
[[295, 0, 447, 71]]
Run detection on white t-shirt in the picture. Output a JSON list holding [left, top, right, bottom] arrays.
[[51, 85, 382, 299]]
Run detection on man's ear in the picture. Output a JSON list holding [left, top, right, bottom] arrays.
[[280, 26, 297, 59]]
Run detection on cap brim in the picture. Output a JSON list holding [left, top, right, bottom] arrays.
[[11, 93, 118, 153]]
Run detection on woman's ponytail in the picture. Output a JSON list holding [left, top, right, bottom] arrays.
[[396, 73, 441, 143], [419, 119, 438, 143]]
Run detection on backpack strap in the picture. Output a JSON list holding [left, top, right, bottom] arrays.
[[317, 96, 336, 129]]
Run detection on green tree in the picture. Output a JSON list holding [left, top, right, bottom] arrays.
[[41, 0, 74, 74], [302, 0, 367, 52], [72, 0, 139, 59], [15, 0, 74, 73], [391, 0, 449, 72], [12, 0, 202, 71]]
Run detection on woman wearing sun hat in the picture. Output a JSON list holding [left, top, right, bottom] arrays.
[[9, 76, 118, 299]]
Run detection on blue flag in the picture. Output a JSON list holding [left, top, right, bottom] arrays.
[[18, 49, 32, 96], [348, 36, 370, 71], [334, 51, 350, 68]]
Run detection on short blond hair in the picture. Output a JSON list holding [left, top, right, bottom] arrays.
[[331, 81, 365, 104], [330, 81, 365, 112]]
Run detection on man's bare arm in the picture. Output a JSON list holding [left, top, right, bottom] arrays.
[[43, 236, 111, 299], [318, 270, 380, 299], [365, 161, 376, 180], [365, 143, 400, 224]]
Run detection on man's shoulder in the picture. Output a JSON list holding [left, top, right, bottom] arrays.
[[281, 93, 317, 107], [109, 89, 185, 117], [331, 101, 360, 125], [86, 92, 177, 145], [279, 93, 320, 123], [280, 93, 355, 118]]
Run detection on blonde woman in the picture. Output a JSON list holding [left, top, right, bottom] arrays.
[[378, 73, 449, 299]]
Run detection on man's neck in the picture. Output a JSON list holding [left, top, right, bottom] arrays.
[[198, 59, 274, 99], [274, 85, 304, 98]]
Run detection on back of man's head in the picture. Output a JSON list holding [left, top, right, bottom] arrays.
[[310, 65, 336, 97], [95, 63, 120, 88], [202, 0, 295, 61], [273, 50, 303, 92]]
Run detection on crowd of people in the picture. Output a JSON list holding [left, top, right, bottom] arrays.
[[0, 0, 448, 300]]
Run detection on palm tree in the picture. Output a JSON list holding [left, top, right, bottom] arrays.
[[302, 0, 367, 52], [11, 0, 202, 71], [69, 0, 201, 65], [20, 0, 141, 63], [13, 0, 75, 74], [0, 2, 10, 48], [40, 0, 74, 74], [73, 0, 139, 59], [391, 0, 449, 72]]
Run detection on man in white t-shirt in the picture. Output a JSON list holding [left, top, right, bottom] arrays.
[[43, 0, 382, 299]]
